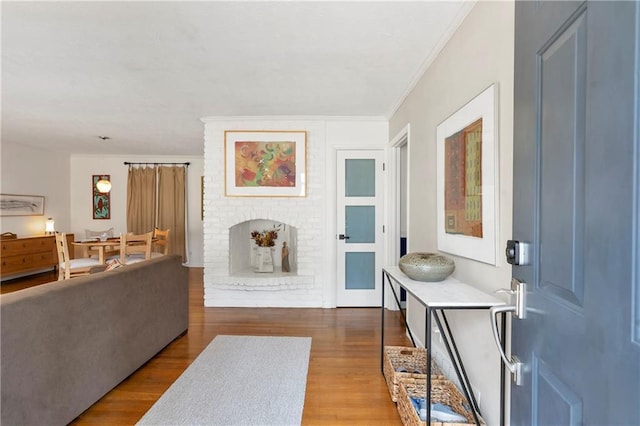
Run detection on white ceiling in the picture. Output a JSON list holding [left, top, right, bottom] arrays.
[[2, 1, 474, 156]]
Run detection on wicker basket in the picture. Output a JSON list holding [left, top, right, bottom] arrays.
[[383, 346, 444, 402], [397, 378, 485, 426]]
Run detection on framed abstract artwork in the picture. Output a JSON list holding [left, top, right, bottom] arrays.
[[0, 194, 45, 216], [436, 84, 498, 265], [92, 175, 110, 219], [224, 130, 307, 197]]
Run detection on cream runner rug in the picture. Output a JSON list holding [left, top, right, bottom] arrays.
[[137, 335, 312, 426]]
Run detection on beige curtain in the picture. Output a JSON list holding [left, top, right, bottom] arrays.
[[126, 166, 156, 234], [157, 166, 186, 261]]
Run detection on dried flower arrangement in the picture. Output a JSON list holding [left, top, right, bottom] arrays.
[[251, 224, 281, 247]]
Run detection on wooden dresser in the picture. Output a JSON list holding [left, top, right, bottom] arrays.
[[1, 234, 74, 278]]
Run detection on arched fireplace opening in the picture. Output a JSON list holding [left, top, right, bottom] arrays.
[[229, 219, 297, 275]]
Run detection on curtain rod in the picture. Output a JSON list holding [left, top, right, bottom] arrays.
[[123, 162, 190, 166]]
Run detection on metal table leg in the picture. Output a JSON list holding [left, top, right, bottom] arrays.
[[433, 310, 482, 425], [426, 307, 432, 424]]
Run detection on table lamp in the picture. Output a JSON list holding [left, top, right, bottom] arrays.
[[45, 218, 55, 235]]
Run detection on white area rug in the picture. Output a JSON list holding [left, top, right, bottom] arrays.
[[137, 335, 312, 426]]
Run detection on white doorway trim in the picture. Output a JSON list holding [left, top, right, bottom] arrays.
[[386, 124, 411, 310]]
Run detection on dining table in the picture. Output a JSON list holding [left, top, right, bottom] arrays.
[[71, 238, 121, 264]]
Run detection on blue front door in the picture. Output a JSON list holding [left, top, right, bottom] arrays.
[[511, 1, 640, 424]]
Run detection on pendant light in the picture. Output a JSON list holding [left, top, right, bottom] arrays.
[[96, 177, 112, 193]]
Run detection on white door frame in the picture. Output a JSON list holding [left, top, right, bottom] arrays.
[[385, 124, 411, 310]]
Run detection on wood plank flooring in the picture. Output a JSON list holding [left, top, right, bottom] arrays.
[[1, 268, 411, 425]]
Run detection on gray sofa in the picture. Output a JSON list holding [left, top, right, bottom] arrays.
[[1, 254, 189, 425]]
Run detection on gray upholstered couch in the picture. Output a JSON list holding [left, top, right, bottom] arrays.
[[1, 254, 189, 425]]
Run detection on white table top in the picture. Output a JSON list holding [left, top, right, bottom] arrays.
[[383, 266, 506, 308]]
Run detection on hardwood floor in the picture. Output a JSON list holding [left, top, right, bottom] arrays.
[[0, 269, 60, 294], [1, 268, 412, 425]]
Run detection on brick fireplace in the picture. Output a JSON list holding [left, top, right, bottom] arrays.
[[202, 117, 388, 307], [202, 119, 327, 307], [203, 206, 320, 305]]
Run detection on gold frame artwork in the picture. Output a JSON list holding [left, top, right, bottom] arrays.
[[224, 130, 307, 197]]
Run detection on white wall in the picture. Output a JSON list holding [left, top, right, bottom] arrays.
[[202, 117, 388, 308], [69, 155, 204, 266], [0, 142, 71, 236], [388, 2, 515, 425]]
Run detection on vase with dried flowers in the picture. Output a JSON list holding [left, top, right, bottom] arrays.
[[250, 228, 279, 247], [251, 225, 280, 272]]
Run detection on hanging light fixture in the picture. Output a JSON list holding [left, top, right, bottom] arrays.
[[45, 218, 55, 235], [96, 176, 112, 193]]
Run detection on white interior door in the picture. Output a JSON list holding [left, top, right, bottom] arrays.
[[336, 150, 384, 307]]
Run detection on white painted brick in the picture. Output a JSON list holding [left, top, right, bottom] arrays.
[[202, 118, 383, 308]]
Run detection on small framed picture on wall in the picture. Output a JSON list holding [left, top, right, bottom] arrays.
[[92, 175, 111, 219]]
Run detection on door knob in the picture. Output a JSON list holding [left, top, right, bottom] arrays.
[[489, 278, 527, 386], [338, 234, 350, 240], [490, 305, 523, 386]]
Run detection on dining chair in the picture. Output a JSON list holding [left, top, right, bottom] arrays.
[[119, 231, 153, 264], [152, 228, 170, 258], [55, 232, 100, 280]]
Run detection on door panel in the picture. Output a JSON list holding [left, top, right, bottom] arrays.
[[538, 6, 586, 308], [534, 356, 582, 426], [512, 1, 639, 424], [345, 206, 375, 243], [345, 158, 376, 196], [345, 252, 375, 290], [337, 150, 384, 306]]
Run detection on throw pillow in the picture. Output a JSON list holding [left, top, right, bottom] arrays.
[[105, 258, 123, 271]]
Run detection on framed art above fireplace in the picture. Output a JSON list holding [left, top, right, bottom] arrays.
[[224, 130, 307, 197]]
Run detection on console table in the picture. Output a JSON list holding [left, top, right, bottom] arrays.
[[1, 234, 74, 279], [381, 266, 506, 425]]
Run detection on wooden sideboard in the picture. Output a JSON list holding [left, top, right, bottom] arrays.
[[1, 234, 74, 278]]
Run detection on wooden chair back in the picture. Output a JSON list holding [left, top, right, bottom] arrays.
[[55, 232, 95, 280], [119, 231, 153, 263], [153, 228, 170, 255]]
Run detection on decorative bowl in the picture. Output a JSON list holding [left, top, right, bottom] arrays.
[[398, 252, 455, 282]]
